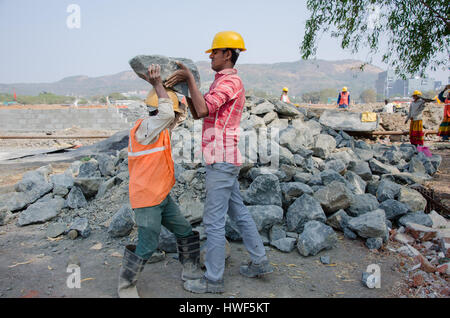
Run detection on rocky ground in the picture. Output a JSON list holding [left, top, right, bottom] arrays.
[[0, 96, 448, 298]]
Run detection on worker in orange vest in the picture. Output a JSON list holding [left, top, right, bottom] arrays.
[[280, 87, 291, 103], [337, 87, 350, 109], [117, 64, 202, 298]]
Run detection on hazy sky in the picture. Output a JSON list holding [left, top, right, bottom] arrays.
[[0, 0, 448, 84]]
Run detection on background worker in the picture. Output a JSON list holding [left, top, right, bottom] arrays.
[[337, 87, 350, 109], [280, 87, 291, 103], [404, 90, 434, 147], [437, 84, 450, 141], [118, 64, 202, 298], [165, 31, 273, 294]]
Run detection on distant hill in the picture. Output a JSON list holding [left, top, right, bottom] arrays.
[[0, 59, 383, 99]]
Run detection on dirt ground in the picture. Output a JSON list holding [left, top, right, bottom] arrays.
[[0, 130, 449, 298]]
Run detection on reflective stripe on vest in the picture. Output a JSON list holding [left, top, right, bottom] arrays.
[[128, 119, 175, 209], [339, 92, 349, 105]]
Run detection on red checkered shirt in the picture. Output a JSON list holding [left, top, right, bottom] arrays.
[[202, 68, 245, 166]]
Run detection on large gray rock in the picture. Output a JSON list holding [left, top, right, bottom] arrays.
[[64, 186, 88, 209], [297, 221, 338, 256], [354, 148, 374, 161], [415, 152, 438, 176], [369, 159, 400, 175], [326, 209, 351, 231], [77, 159, 101, 178], [312, 134, 336, 159], [347, 194, 379, 217], [293, 172, 313, 184], [272, 100, 302, 117], [271, 237, 297, 253], [96, 177, 122, 199], [67, 217, 91, 238], [95, 154, 116, 177], [408, 156, 427, 175], [279, 126, 314, 153], [178, 191, 204, 224], [348, 160, 372, 181], [325, 159, 347, 175], [397, 187, 427, 212], [243, 174, 282, 206], [269, 224, 286, 242], [108, 204, 135, 237], [345, 171, 367, 195], [313, 181, 353, 215], [250, 101, 275, 115], [10, 170, 54, 211], [73, 178, 104, 199], [17, 197, 65, 226], [379, 199, 409, 220], [319, 110, 379, 132], [286, 194, 326, 233], [398, 212, 433, 227], [129, 55, 200, 97], [247, 205, 284, 232], [347, 209, 387, 239], [280, 182, 313, 205], [50, 172, 74, 190], [376, 180, 401, 202]]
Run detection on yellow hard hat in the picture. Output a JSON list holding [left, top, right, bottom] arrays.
[[205, 31, 247, 53], [283, 87, 289, 92], [342, 87, 348, 92], [412, 90, 422, 96], [145, 88, 180, 112]]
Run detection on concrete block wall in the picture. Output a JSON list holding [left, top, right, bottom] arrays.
[[0, 108, 132, 132]]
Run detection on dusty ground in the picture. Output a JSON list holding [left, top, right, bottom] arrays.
[[0, 128, 448, 298]]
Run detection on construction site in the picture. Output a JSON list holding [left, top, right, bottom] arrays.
[[0, 82, 449, 298], [1, 0, 449, 303]]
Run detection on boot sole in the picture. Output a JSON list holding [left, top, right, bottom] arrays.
[[240, 269, 274, 278], [185, 287, 224, 294]]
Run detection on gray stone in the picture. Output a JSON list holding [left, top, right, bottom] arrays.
[[297, 221, 338, 257], [178, 191, 204, 224], [10, 170, 54, 210], [263, 112, 277, 125], [0, 207, 13, 226], [17, 197, 65, 226], [319, 169, 347, 185], [319, 110, 379, 132], [408, 156, 427, 175], [347, 209, 387, 239], [325, 159, 346, 175], [270, 237, 297, 253], [96, 177, 122, 199], [384, 150, 403, 165], [376, 180, 401, 202], [397, 187, 427, 212], [355, 140, 371, 150], [280, 182, 313, 205], [53, 185, 69, 197], [50, 172, 74, 190], [347, 194, 379, 217], [398, 212, 433, 227], [250, 101, 275, 115], [108, 204, 135, 237], [369, 159, 400, 175], [67, 217, 91, 238], [308, 174, 323, 186], [73, 178, 103, 199], [312, 134, 336, 159], [320, 256, 331, 264], [77, 160, 101, 178], [46, 223, 66, 238], [158, 226, 177, 252], [326, 209, 351, 231], [293, 172, 312, 184], [367, 180, 380, 196], [296, 146, 313, 158], [379, 199, 409, 220], [243, 174, 282, 206], [129, 55, 200, 97], [354, 148, 374, 161], [179, 170, 197, 184], [348, 160, 372, 181], [365, 237, 383, 250], [95, 154, 116, 177], [269, 224, 286, 242], [286, 194, 326, 233], [65, 186, 88, 209], [247, 205, 284, 232], [313, 181, 353, 215], [416, 152, 437, 176], [272, 100, 302, 117], [345, 171, 367, 195]]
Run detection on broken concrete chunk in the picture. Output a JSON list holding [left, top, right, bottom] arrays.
[[398, 212, 432, 228], [17, 197, 65, 226], [286, 194, 326, 233], [347, 209, 387, 239], [67, 217, 91, 238], [397, 187, 427, 212], [243, 174, 282, 206], [108, 204, 135, 238], [65, 186, 88, 209], [297, 221, 337, 256]]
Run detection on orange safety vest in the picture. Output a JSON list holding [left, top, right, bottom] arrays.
[[339, 92, 349, 105], [445, 97, 450, 118], [128, 119, 175, 209]]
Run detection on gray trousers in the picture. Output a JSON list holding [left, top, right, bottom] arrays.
[[203, 162, 267, 282]]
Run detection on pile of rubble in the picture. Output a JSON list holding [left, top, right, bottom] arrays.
[[0, 96, 448, 292]]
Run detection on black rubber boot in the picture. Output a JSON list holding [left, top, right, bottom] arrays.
[[177, 231, 203, 281], [117, 245, 146, 298]]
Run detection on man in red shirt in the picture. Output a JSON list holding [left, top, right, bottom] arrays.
[[166, 31, 273, 294]]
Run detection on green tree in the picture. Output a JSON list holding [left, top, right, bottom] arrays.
[[360, 89, 377, 103], [300, 0, 449, 78]]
